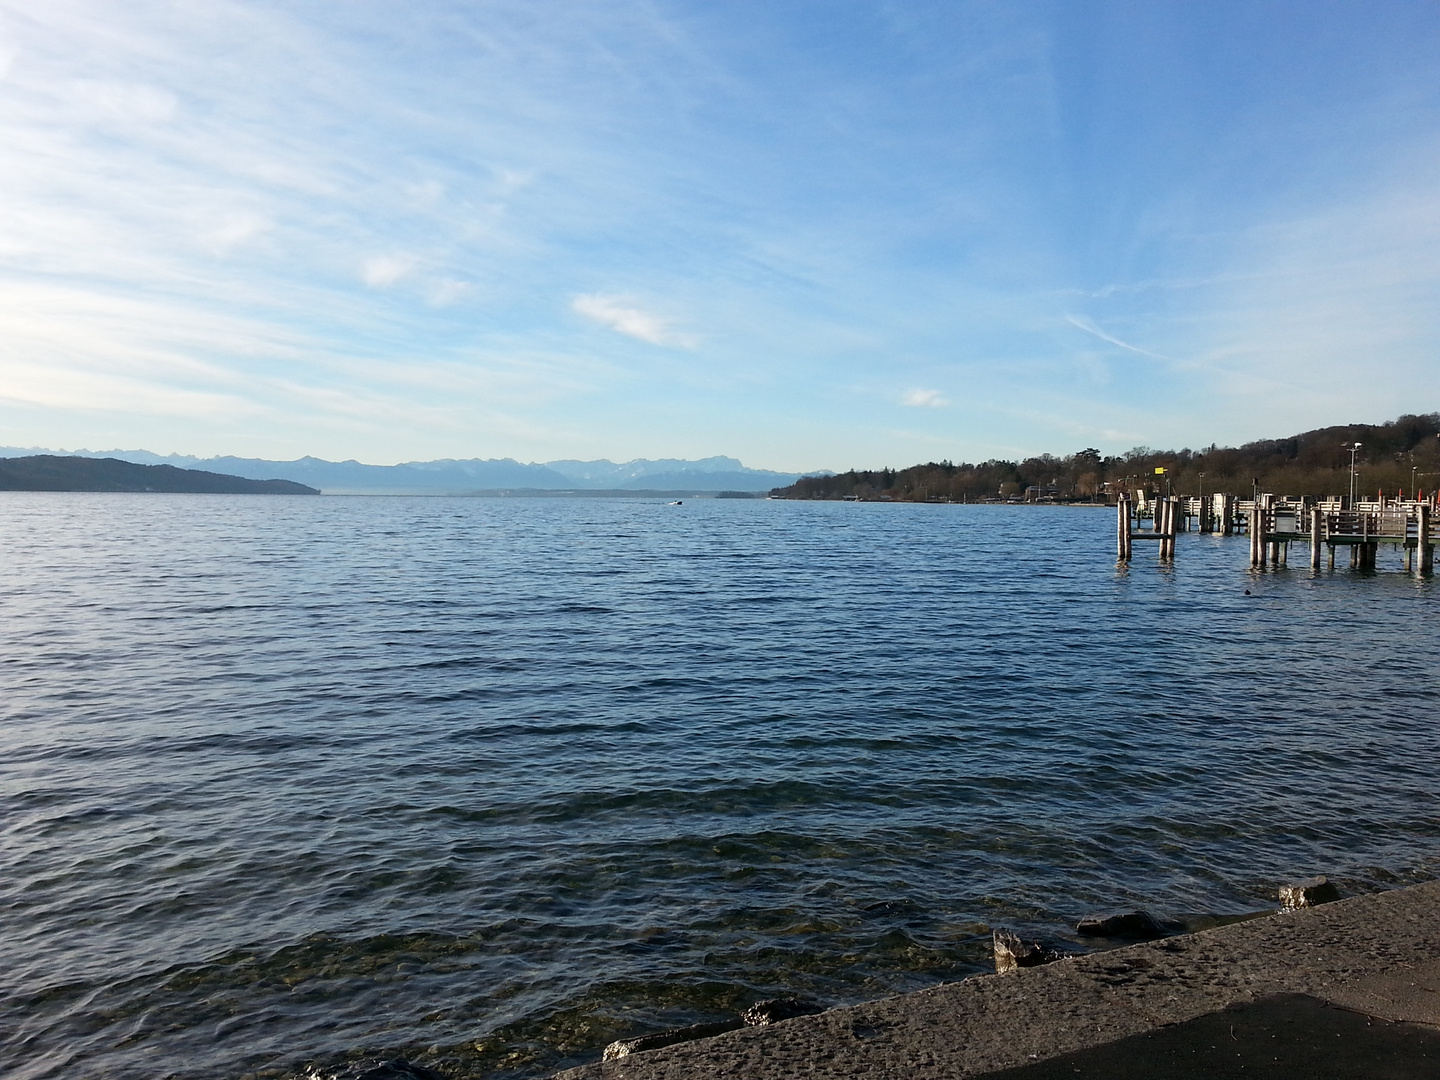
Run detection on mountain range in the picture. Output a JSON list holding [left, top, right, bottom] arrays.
[[0, 447, 820, 494]]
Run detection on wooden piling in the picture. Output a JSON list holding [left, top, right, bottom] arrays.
[[1105, 489, 1432, 577], [1249, 497, 1270, 568], [1419, 503, 1432, 575]]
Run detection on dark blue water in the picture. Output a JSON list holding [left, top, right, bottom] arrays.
[[3, 494, 1438, 1079]]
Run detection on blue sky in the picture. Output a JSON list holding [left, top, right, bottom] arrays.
[[1, 1, 1437, 471]]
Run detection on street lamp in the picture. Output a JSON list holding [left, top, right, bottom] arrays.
[[1345, 442, 1362, 506]]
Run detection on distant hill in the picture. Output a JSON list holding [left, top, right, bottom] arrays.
[[0, 448, 818, 493], [0, 456, 319, 494]]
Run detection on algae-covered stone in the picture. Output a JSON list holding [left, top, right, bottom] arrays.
[[1076, 910, 1171, 940], [993, 928, 1067, 974], [743, 997, 826, 1025], [307, 1059, 446, 1080], [603, 1019, 743, 1060], [1280, 876, 1342, 909]]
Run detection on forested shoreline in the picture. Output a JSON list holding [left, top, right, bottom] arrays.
[[771, 414, 1440, 502]]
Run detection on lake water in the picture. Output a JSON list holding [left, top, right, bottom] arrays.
[[3, 494, 1438, 1080]]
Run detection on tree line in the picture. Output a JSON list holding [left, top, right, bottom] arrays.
[[772, 413, 1440, 502]]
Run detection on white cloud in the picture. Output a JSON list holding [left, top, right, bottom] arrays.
[[901, 388, 948, 408], [571, 293, 697, 348], [361, 255, 416, 288]]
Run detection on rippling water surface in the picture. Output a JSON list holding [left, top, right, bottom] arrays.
[[3, 493, 1438, 1079]]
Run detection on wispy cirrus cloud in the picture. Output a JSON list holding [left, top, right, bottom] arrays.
[[361, 255, 417, 288], [571, 293, 697, 348], [1064, 315, 1177, 363], [70, 79, 178, 125], [428, 279, 471, 307], [205, 214, 271, 256], [1, 0, 1438, 468]]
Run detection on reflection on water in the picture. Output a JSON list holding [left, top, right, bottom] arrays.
[[1, 494, 1437, 1079]]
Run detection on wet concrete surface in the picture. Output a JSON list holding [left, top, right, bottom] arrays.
[[981, 993, 1440, 1079], [552, 879, 1440, 1079]]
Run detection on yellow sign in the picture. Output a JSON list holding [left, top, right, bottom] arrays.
[[1154, 467, 1167, 475]]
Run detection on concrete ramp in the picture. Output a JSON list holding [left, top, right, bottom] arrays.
[[553, 879, 1440, 1079]]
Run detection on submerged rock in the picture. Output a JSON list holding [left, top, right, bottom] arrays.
[[1076, 910, 1171, 940], [306, 1059, 446, 1080], [1279, 876, 1342, 909], [992, 928, 1067, 974], [603, 1019, 744, 1061], [742, 997, 826, 1025]]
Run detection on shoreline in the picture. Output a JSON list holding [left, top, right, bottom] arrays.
[[550, 879, 1440, 1079]]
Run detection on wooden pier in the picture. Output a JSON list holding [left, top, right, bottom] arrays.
[[1116, 493, 1436, 574]]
